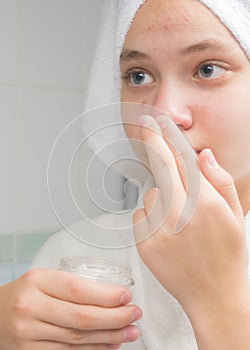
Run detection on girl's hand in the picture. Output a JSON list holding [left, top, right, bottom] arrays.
[[133, 115, 249, 336], [0, 269, 142, 349]]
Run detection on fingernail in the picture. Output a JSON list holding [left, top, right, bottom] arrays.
[[131, 308, 142, 322], [138, 115, 153, 126], [124, 326, 140, 341], [156, 114, 169, 129], [120, 291, 131, 305], [206, 149, 218, 167]]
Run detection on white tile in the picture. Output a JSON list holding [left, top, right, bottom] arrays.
[[0, 86, 19, 233], [15, 86, 92, 233], [18, 0, 103, 89], [0, 0, 19, 83]]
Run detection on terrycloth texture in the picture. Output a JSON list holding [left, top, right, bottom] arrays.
[[82, 0, 148, 184], [78, 1, 250, 348], [200, 0, 250, 58], [82, 0, 250, 184], [83, 0, 146, 110], [31, 204, 250, 350], [84, 0, 250, 110], [32, 172, 250, 349], [31, 2, 250, 348]]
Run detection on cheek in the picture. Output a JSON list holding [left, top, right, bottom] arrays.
[[194, 90, 238, 135], [196, 94, 250, 177], [123, 123, 141, 141], [121, 100, 155, 163], [121, 100, 148, 140], [121, 98, 151, 136], [120, 85, 128, 103]]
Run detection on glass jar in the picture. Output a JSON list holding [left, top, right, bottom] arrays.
[[59, 256, 134, 287]]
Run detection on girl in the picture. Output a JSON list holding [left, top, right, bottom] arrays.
[[0, 0, 249, 349]]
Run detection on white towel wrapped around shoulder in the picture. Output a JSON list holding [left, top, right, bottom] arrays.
[[80, 1, 250, 349]]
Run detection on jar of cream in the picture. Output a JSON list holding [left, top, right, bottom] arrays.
[[59, 256, 134, 287]]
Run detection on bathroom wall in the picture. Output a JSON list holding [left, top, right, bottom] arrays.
[[0, 0, 128, 284]]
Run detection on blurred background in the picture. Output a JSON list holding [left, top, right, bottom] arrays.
[[0, 0, 132, 284]]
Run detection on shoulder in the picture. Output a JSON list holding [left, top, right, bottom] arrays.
[[31, 210, 134, 269]]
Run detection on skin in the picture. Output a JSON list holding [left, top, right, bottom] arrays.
[[121, 0, 250, 213], [0, 269, 142, 349], [120, 0, 250, 348], [0, 0, 249, 349]]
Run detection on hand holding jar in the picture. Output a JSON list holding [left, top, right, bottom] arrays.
[[0, 264, 141, 349]]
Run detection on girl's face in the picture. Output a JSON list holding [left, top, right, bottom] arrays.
[[120, 0, 250, 208]]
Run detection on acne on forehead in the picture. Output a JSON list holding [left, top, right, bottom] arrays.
[[146, 15, 191, 32], [127, 0, 239, 52], [134, 0, 221, 35], [136, 1, 195, 33]]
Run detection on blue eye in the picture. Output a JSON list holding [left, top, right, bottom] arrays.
[[130, 71, 154, 86], [198, 64, 226, 79]]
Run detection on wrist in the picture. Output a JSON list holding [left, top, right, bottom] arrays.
[[184, 285, 250, 350]]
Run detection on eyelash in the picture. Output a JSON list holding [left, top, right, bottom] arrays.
[[121, 69, 153, 86], [194, 60, 229, 80], [121, 61, 230, 87]]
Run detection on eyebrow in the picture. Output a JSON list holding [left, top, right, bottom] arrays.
[[120, 50, 149, 62], [179, 39, 230, 56], [120, 39, 230, 62]]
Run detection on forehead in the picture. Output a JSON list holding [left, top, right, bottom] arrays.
[[126, 0, 233, 40]]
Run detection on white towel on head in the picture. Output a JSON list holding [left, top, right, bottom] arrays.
[[82, 0, 250, 183], [80, 2, 250, 348], [84, 0, 250, 111], [82, 0, 148, 185], [200, 0, 250, 57], [83, 0, 146, 111]]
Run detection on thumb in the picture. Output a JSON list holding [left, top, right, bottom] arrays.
[[198, 149, 243, 219]]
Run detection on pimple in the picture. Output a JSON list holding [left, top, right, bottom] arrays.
[[160, 16, 179, 31], [162, 19, 192, 31], [163, 22, 178, 30], [147, 24, 156, 31], [182, 16, 192, 27]]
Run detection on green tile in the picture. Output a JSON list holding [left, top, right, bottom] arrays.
[[0, 235, 14, 262], [16, 233, 53, 262]]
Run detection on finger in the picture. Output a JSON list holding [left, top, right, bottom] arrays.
[[156, 114, 195, 158], [28, 269, 132, 307], [142, 187, 167, 234], [38, 295, 142, 330], [143, 187, 160, 216], [133, 207, 149, 243], [199, 149, 243, 219], [25, 342, 121, 350], [156, 115, 201, 233], [139, 115, 184, 209], [36, 320, 139, 345], [139, 115, 199, 233]]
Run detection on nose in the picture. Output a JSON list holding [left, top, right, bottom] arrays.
[[152, 83, 193, 130]]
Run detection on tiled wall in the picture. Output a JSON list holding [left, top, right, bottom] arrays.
[[0, 0, 127, 284], [0, 232, 52, 284]]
